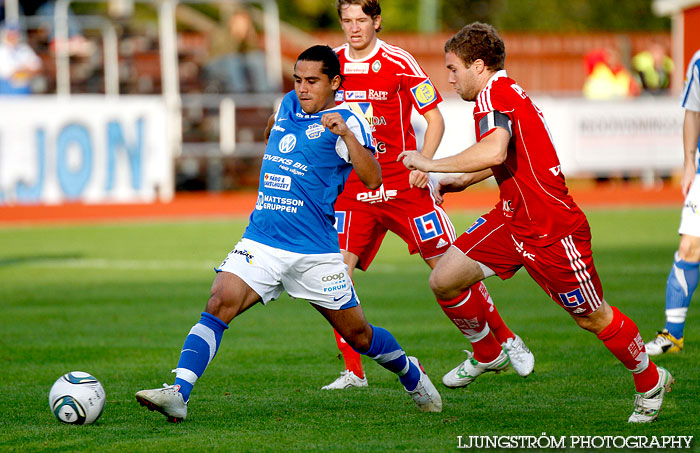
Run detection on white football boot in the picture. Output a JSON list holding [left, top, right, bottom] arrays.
[[406, 356, 442, 412], [502, 335, 535, 377], [135, 384, 188, 422], [645, 329, 683, 356], [628, 367, 674, 423], [321, 370, 368, 390], [442, 349, 510, 388]]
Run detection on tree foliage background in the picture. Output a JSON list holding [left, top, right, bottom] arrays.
[[278, 0, 670, 32]]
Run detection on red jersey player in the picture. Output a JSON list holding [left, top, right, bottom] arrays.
[[322, 0, 534, 391], [399, 22, 673, 422]]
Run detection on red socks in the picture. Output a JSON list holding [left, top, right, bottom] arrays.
[[597, 306, 659, 392], [333, 329, 364, 379], [476, 282, 515, 344], [437, 285, 502, 363]]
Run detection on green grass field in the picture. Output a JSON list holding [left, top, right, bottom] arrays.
[[1, 208, 698, 452]]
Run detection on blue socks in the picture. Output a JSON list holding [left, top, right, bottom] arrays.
[[174, 312, 228, 402], [172, 317, 419, 400], [665, 253, 698, 339], [360, 325, 421, 391]]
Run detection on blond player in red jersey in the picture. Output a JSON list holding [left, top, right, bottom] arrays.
[[399, 22, 673, 422], [321, 0, 534, 391]]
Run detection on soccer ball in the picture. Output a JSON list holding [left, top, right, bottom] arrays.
[[48, 372, 105, 425]]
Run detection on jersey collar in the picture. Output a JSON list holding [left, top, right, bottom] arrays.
[[483, 69, 508, 91], [344, 39, 382, 62]]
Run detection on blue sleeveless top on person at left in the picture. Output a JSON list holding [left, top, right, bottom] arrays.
[[243, 90, 375, 254]]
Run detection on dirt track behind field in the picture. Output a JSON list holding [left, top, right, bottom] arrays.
[[0, 184, 683, 226]]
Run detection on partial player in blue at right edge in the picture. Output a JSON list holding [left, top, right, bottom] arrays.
[[646, 49, 700, 356], [134, 45, 442, 422]]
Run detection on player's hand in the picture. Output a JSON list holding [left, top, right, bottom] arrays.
[[398, 150, 431, 172], [322, 112, 349, 137], [433, 175, 470, 205], [408, 170, 430, 188]]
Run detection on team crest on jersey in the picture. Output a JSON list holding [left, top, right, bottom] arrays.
[[306, 123, 324, 139], [411, 80, 437, 108], [279, 134, 297, 153], [344, 62, 369, 74], [372, 60, 381, 72], [264, 173, 291, 191]]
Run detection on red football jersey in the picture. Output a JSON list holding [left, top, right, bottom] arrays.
[[474, 70, 586, 246], [335, 39, 442, 197]]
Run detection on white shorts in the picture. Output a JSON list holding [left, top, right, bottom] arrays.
[[216, 238, 360, 310], [679, 174, 700, 237]]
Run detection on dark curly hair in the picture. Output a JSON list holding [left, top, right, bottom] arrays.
[[444, 22, 505, 71]]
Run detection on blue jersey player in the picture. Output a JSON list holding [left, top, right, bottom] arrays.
[[135, 45, 442, 421], [646, 49, 700, 356]]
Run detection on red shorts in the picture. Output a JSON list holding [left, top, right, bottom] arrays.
[[452, 209, 604, 315], [335, 184, 455, 271]]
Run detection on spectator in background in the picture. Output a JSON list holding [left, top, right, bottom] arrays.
[[633, 40, 674, 94], [204, 7, 271, 93], [583, 46, 640, 100], [0, 23, 42, 95], [35, 0, 94, 57]]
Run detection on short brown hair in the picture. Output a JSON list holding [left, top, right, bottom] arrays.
[[336, 0, 382, 32], [444, 22, 505, 71]]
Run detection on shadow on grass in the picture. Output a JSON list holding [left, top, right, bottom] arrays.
[[0, 253, 83, 268]]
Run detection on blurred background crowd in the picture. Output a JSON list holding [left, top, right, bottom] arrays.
[[0, 0, 696, 198]]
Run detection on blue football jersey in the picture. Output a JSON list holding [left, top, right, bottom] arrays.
[[243, 91, 375, 254]]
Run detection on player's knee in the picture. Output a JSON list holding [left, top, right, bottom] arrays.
[[571, 303, 613, 335], [677, 236, 700, 262], [343, 326, 373, 353], [205, 292, 227, 319], [205, 289, 243, 324], [429, 270, 467, 300]]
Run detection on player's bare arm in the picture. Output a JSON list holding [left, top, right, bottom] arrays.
[[409, 107, 445, 189], [682, 109, 700, 196], [263, 113, 275, 144], [322, 112, 382, 189], [399, 127, 509, 173]]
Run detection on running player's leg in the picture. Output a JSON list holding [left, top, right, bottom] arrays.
[[525, 222, 671, 422], [647, 173, 700, 355], [315, 303, 441, 412], [432, 210, 531, 384], [135, 239, 277, 422], [426, 254, 531, 375], [401, 196, 532, 375], [324, 250, 367, 389], [325, 207, 386, 389], [291, 250, 441, 412]]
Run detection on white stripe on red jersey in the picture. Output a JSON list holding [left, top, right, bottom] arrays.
[[473, 70, 586, 246]]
